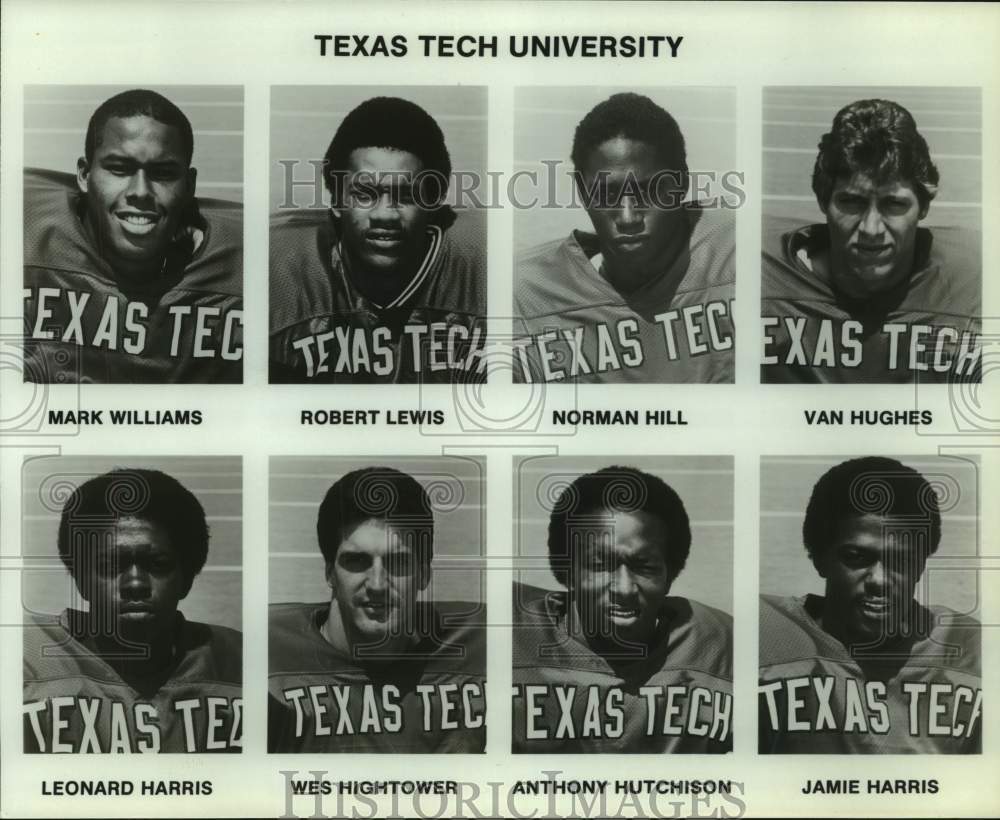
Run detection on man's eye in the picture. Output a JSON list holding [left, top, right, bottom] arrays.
[[388, 553, 414, 576], [148, 167, 181, 182], [339, 554, 370, 572], [835, 195, 866, 213], [841, 549, 873, 568], [881, 198, 911, 215], [349, 188, 377, 207], [104, 165, 132, 177]]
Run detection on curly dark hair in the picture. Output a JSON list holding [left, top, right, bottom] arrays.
[[317, 466, 434, 571], [571, 92, 688, 182], [812, 98, 939, 210], [323, 96, 453, 221], [58, 468, 209, 594], [84, 89, 194, 165], [547, 465, 691, 588], [803, 456, 942, 565]]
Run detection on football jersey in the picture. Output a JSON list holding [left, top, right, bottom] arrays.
[[22, 168, 244, 384], [513, 206, 735, 383], [268, 601, 486, 752], [512, 584, 733, 753], [23, 610, 243, 753], [269, 208, 487, 383], [758, 594, 981, 754], [761, 218, 981, 383]]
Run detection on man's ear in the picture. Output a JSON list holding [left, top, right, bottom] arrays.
[[186, 166, 198, 200], [76, 157, 91, 194], [324, 559, 337, 592], [918, 200, 930, 221]]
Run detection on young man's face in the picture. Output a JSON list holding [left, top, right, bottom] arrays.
[[77, 114, 196, 279], [77, 516, 188, 644], [822, 172, 928, 299], [327, 518, 429, 652], [572, 509, 672, 649], [578, 136, 688, 285], [335, 147, 433, 278], [815, 513, 929, 644]]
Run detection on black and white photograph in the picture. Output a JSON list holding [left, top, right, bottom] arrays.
[[512, 86, 737, 384], [759, 455, 982, 754], [268, 86, 488, 384], [267, 456, 486, 752], [21, 456, 243, 753], [22, 85, 245, 384], [512, 456, 733, 752], [760, 87, 982, 383]]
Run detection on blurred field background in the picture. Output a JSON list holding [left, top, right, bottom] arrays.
[[21, 455, 242, 630], [513, 455, 733, 615], [268, 456, 485, 606], [513, 86, 737, 255], [760, 455, 980, 617], [269, 86, 486, 213], [24, 85, 244, 203], [762, 86, 981, 230]]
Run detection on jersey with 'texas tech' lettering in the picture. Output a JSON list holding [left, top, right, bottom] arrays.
[[513, 205, 735, 383], [761, 218, 980, 383], [512, 584, 733, 753], [269, 208, 486, 383], [23, 610, 243, 753], [22, 168, 244, 384], [268, 601, 486, 752], [758, 594, 981, 753]]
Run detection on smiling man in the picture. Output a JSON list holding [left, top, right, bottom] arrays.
[[759, 457, 982, 754], [267, 466, 486, 752], [22, 88, 244, 383], [269, 95, 486, 383], [513, 92, 735, 384], [512, 466, 733, 753], [23, 469, 243, 753], [761, 98, 981, 382]]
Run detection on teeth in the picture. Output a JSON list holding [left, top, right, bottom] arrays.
[[120, 214, 156, 225]]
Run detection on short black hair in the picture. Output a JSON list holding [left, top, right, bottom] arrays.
[[571, 92, 688, 181], [58, 469, 209, 595], [317, 466, 434, 569], [546, 466, 691, 588], [84, 89, 194, 166], [323, 96, 452, 204], [803, 456, 942, 565], [812, 98, 939, 211]]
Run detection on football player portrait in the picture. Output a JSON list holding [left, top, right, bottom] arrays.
[[269, 89, 487, 383], [759, 456, 982, 754], [761, 92, 981, 383], [268, 462, 486, 752], [513, 89, 736, 384], [512, 463, 733, 753], [22, 87, 244, 383], [23, 466, 243, 753]]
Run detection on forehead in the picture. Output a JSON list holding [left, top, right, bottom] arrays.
[[346, 146, 425, 176], [93, 115, 188, 162], [339, 518, 420, 554], [832, 172, 919, 200], [579, 136, 665, 179], [830, 514, 926, 554], [101, 516, 172, 552], [581, 509, 667, 554]]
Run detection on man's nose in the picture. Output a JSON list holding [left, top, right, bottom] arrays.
[[610, 564, 637, 597], [126, 170, 152, 200], [858, 203, 885, 237], [865, 559, 888, 592], [370, 192, 401, 222], [366, 556, 388, 591], [615, 196, 644, 233], [119, 562, 151, 597]]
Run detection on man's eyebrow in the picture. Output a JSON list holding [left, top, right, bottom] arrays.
[[98, 153, 183, 167]]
